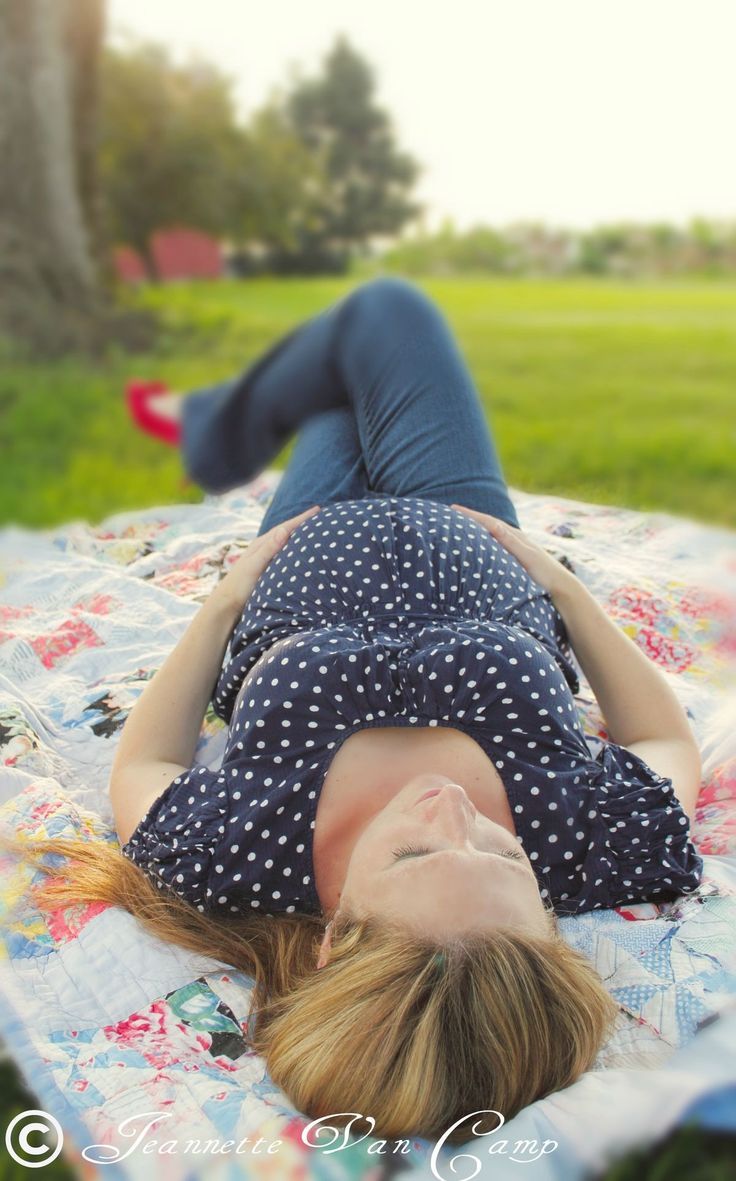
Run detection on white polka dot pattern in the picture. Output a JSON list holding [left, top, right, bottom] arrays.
[[121, 496, 704, 918]]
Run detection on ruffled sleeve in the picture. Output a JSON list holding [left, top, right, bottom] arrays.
[[120, 763, 228, 913], [585, 739, 704, 909]]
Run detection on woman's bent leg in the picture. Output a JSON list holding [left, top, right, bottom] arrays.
[[335, 278, 520, 527], [180, 301, 356, 495], [181, 276, 519, 527]]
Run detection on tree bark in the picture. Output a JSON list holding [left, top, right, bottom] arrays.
[[63, 0, 109, 285], [0, 0, 106, 354]]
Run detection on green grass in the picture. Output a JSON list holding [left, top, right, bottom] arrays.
[[1, 275, 735, 531]]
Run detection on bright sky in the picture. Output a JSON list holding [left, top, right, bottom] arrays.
[[108, 0, 736, 231]]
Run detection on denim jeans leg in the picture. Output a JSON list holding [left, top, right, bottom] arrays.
[[333, 278, 520, 528], [256, 408, 370, 536]]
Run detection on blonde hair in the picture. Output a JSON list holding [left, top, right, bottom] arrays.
[[3, 830, 618, 1144]]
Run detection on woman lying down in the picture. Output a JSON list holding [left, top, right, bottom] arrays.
[[15, 278, 704, 1145]]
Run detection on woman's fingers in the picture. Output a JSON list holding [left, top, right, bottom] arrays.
[[450, 501, 573, 597], [248, 505, 322, 555], [451, 504, 504, 524], [451, 504, 517, 539], [452, 503, 530, 561], [271, 504, 322, 546], [216, 506, 322, 610]]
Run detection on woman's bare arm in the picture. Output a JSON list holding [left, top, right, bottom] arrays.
[[108, 505, 321, 845], [552, 572, 702, 820], [450, 506, 702, 821], [110, 507, 320, 781], [110, 585, 241, 778], [551, 572, 698, 749], [109, 586, 241, 844]]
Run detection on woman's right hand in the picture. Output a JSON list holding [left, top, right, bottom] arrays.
[[450, 504, 577, 599], [212, 505, 322, 613]]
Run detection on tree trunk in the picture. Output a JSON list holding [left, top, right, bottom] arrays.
[[63, 0, 110, 286], [0, 0, 107, 354], [135, 235, 160, 284]]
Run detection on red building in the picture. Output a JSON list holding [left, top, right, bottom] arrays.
[[114, 227, 224, 282]]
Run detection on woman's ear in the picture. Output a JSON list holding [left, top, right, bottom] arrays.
[[316, 920, 335, 970]]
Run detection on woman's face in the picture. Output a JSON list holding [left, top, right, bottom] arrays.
[[336, 775, 551, 939]]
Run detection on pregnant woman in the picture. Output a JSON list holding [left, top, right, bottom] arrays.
[[27, 278, 704, 1143]]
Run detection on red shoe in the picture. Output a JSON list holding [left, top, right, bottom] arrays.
[[126, 379, 182, 447]]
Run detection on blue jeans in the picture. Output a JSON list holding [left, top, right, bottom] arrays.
[[180, 277, 521, 538]]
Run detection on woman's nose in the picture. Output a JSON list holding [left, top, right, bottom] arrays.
[[426, 783, 476, 834]]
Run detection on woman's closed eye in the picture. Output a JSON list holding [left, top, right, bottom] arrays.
[[391, 844, 524, 862]]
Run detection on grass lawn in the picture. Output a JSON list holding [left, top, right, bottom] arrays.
[[1, 274, 734, 531]]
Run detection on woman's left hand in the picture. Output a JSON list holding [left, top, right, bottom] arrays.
[[212, 505, 322, 612], [450, 503, 575, 598]]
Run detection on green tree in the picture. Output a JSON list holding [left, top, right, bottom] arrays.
[[99, 39, 332, 277], [229, 102, 329, 256], [274, 34, 423, 271], [99, 40, 243, 277]]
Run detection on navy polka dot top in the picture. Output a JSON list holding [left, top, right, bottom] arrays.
[[121, 496, 704, 919]]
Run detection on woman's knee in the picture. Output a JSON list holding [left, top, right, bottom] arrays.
[[345, 275, 436, 325]]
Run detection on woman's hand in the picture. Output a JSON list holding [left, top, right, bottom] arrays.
[[450, 504, 576, 598], [212, 505, 322, 612]]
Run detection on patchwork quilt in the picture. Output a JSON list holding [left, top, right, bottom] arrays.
[[1, 471, 735, 1181]]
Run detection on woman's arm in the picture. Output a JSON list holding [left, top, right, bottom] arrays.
[[450, 505, 702, 821], [109, 505, 321, 845], [551, 573, 702, 821], [110, 585, 242, 779], [551, 572, 697, 749], [451, 504, 699, 749], [109, 585, 242, 845]]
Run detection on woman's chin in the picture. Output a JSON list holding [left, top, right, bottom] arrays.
[[404, 770, 456, 791]]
